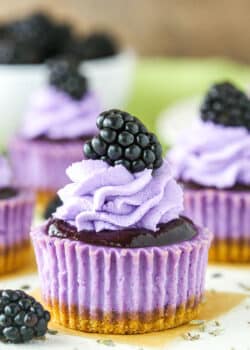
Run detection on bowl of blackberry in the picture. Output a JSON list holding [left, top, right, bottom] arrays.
[[0, 12, 135, 149]]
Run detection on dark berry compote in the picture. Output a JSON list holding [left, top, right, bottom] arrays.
[[0, 187, 18, 200], [46, 217, 197, 248]]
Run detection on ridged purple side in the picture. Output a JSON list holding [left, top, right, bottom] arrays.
[[184, 188, 250, 241], [31, 224, 211, 315], [9, 137, 86, 191], [0, 190, 34, 247]]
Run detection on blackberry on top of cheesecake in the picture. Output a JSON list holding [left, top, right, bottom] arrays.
[[31, 109, 211, 334], [9, 59, 102, 213], [0, 155, 34, 274], [169, 81, 250, 262]]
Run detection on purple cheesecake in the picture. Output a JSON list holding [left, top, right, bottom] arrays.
[[31, 109, 211, 334], [169, 82, 250, 262], [9, 61, 101, 210], [0, 156, 34, 274]]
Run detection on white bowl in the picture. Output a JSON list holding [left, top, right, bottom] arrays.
[[80, 50, 136, 109], [157, 96, 201, 147], [0, 49, 136, 149]]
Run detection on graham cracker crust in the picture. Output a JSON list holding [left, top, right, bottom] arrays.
[[209, 239, 250, 262], [45, 296, 203, 334], [0, 240, 31, 274]]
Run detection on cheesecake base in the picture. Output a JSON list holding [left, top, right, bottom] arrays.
[[0, 240, 31, 274], [36, 190, 56, 216], [209, 239, 250, 262], [45, 296, 202, 334]]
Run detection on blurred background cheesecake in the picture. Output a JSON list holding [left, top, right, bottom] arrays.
[[0, 6, 136, 149]]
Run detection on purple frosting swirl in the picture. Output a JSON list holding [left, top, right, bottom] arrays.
[[21, 87, 101, 140], [169, 120, 250, 188], [55, 159, 183, 232], [0, 156, 12, 189]]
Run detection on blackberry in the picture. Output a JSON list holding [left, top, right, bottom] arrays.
[[51, 24, 72, 56], [0, 290, 50, 343], [44, 195, 62, 219], [83, 109, 163, 173], [69, 32, 118, 60], [0, 39, 39, 64], [49, 59, 87, 99], [62, 37, 82, 62], [200, 82, 250, 130], [6, 12, 54, 61]]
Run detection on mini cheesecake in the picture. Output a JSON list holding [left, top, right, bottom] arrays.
[[169, 82, 250, 262], [9, 60, 101, 213], [31, 109, 211, 334], [0, 157, 34, 274]]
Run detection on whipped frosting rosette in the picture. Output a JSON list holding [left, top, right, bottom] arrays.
[[0, 155, 34, 274], [9, 62, 101, 213], [21, 88, 99, 140], [169, 120, 250, 188], [31, 109, 211, 334], [169, 82, 250, 262], [56, 160, 183, 232]]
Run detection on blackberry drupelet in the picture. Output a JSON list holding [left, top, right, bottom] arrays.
[[200, 82, 250, 130], [49, 59, 87, 99], [83, 109, 163, 173], [44, 195, 63, 219], [0, 290, 50, 343]]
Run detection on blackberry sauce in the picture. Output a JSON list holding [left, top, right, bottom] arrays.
[[47, 217, 197, 248], [0, 187, 18, 200]]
